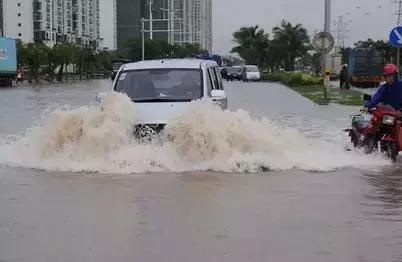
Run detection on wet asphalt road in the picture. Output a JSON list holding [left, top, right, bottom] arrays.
[[0, 80, 401, 262]]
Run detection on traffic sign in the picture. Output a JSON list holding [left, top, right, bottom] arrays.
[[313, 32, 334, 54], [389, 26, 402, 48]]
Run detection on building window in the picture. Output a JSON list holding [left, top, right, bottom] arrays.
[[18, 23, 21, 27], [18, 13, 21, 17], [18, 33, 22, 37], [18, 3, 21, 7]]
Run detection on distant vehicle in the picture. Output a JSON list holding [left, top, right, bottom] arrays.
[[348, 48, 385, 87], [223, 67, 242, 81], [97, 59, 227, 138], [326, 53, 342, 80], [17, 68, 24, 83], [0, 37, 17, 87], [110, 59, 131, 80], [241, 65, 261, 82], [196, 54, 223, 67]]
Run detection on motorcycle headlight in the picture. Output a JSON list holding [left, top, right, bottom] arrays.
[[382, 115, 395, 125]]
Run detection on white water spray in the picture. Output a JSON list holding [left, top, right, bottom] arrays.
[[0, 92, 389, 174]]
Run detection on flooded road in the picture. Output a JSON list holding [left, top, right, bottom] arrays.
[[0, 80, 401, 262]]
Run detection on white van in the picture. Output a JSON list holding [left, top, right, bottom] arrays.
[[241, 65, 261, 82], [98, 59, 228, 137]]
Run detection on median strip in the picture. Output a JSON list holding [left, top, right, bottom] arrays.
[[262, 73, 365, 106]]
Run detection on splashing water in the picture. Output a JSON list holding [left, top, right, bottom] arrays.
[[0, 92, 389, 174]]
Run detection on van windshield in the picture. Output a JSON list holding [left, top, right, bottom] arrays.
[[246, 66, 259, 72], [114, 69, 202, 102]]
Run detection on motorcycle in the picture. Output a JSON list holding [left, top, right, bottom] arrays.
[[345, 94, 402, 162], [17, 73, 23, 82]]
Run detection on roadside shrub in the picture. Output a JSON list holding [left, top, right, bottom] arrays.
[[261, 72, 323, 86]]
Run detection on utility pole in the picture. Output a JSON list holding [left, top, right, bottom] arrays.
[[141, 17, 145, 61], [323, 0, 331, 101], [324, 0, 331, 33], [149, 0, 153, 40]]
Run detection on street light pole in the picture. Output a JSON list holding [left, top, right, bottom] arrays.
[[141, 17, 145, 61], [324, 0, 331, 33], [323, 0, 331, 100], [149, 0, 153, 40]]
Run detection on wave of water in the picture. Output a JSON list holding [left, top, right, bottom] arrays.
[[0, 92, 389, 174]]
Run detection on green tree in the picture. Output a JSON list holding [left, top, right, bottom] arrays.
[[230, 25, 270, 67], [272, 20, 310, 71], [24, 43, 47, 83], [52, 43, 74, 81], [222, 55, 244, 66], [354, 39, 394, 63], [95, 51, 112, 71]]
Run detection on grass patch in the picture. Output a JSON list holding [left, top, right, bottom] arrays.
[[262, 73, 364, 106]]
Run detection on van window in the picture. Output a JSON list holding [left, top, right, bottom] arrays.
[[208, 67, 219, 90], [206, 68, 214, 95], [246, 65, 259, 72], [115, 69, 202, 102], [213, 67, 224, 90]]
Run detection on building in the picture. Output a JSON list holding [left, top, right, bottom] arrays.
[[0, 0, 3, 36], [2, 0, 33, 43], [169, 0, 212, 52], [98, 0, 116, 50], [115, 0, 168, 50], [115, 0, 212, 52], [1, 0, 102, 48]]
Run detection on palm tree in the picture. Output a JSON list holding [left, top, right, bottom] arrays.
[[231, 25, 270, 67], [272, 20, 310, 71]]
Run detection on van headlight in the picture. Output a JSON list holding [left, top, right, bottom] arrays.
[[382, 115, 395, 125]]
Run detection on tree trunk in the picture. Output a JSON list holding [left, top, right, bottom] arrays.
[[34, 69, 39, 83], [57, 64, 64, 82]]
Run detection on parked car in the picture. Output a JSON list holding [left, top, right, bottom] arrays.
[[97, 59, 228, 138], [223, 67, 242, 81], [241, 65, 261, 82]]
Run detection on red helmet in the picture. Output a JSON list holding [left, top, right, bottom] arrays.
[[383, 64, 398, 76]]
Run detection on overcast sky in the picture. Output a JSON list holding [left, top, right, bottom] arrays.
[[212, 0, 397, 55], [100, 0, 397, 53]]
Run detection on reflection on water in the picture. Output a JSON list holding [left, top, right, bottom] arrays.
[[361, 168, 402, 224]]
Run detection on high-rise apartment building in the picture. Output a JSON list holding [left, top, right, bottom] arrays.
[[1, 0, 101, 48], [169, 0, 212, 52], [114, 0, 212, 52], [115, 0, 168, 49]]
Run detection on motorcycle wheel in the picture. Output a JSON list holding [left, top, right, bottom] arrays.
[[386, 143, 398, 162], [364, 136, 377, 154], [350, 131, 358, 147]]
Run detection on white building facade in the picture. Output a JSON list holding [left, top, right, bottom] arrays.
[[1, 0, 102, 48], [2, 0, 34, 42], [169, 0, 212, 52]]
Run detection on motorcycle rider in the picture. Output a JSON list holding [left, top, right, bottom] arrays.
[[339, 64, 349, 89], [362, 64, 402, 112]]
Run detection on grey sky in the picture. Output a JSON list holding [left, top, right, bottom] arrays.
[[212, 0, 397, 55], [99, 0, 397, 53]]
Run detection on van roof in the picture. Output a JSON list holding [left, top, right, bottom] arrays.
[[121, 59, 218, 71]]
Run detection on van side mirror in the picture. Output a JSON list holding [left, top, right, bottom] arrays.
[[210, 89, 226, 99], [363, 94, 372, 101], [210, 90, 227, 109]]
